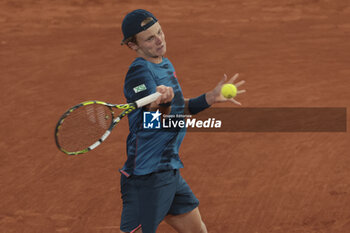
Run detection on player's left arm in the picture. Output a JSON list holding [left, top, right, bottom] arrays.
[[184, 73, 246, 115]]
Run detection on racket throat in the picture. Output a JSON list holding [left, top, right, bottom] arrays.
[[89, 130, 110, 150]]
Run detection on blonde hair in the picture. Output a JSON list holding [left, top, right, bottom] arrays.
[[141, 17, 154, 27]]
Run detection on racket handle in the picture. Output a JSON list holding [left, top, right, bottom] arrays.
[[135, 92, 162, 108]]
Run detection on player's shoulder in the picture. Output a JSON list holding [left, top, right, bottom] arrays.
[[126, 58, 153, 78], [128, 57, 148, 70], [130, 57, 148, 67]]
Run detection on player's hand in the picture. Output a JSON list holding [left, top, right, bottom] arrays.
[[155, 85, 174, 105], [206, 73, 246, 105]]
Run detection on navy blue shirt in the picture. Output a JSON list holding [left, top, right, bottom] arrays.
[[122, 57, 186, 175]]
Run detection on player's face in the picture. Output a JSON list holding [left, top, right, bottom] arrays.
[[135, 22, 166, 63]]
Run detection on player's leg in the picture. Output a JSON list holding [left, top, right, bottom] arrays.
[[119, 173, 142, 233], [165, 207, 207, 233], [165, 171, 207, 233], [120, 170, 179, 233], [136, 170, 179, 232]]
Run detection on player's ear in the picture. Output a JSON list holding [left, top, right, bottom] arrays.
[[127, 41, 139, 51]]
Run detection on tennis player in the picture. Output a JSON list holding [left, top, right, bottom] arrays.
[[119, 9, 245, 233]]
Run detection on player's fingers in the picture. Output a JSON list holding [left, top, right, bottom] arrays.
[[228, 98, 242, 105], [235, 80, 245, 88], [161, 87, 174, 103], [156, 85, 174, 103], [166, 87, 174, 101], [237, 90, 246, 94], [156, 95, 163, 104], [218, 74, 228, 86], [228, 73, 239, 84], [156, 85, 167, 93]]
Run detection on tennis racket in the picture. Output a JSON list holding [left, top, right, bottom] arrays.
[[55, 92, 161, 155]]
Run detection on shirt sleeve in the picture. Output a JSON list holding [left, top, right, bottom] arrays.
[[124, 64, 157, 103]]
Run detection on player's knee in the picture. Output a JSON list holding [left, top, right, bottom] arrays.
[[188, 220, 207, 233], [199, 220, 208, 233]]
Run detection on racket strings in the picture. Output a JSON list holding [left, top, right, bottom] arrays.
[[57, 104, 114, 153]]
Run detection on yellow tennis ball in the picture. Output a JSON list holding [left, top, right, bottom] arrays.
[[221, 84, 237, 98]]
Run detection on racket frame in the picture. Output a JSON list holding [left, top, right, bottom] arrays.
[[55, 92, 161, 155]]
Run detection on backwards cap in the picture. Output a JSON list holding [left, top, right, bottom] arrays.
[[121, 9, 158, 44]]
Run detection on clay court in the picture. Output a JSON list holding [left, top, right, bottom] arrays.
[[1, 0, 350, 232]]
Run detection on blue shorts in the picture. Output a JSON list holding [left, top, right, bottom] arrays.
[[120, 169, 199, 233]]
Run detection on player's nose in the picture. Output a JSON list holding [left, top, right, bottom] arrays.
[[155, 35, 162, 45]]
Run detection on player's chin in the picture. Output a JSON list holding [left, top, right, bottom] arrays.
[[157, 45, 166, 55]]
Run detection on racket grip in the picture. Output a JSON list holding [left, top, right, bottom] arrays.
[[135, 92, 162, 108]]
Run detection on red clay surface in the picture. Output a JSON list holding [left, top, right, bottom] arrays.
[[1, 0, 350, 232]]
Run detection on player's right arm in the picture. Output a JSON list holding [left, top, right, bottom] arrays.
[[147, 85, 174, 112], [124, 63, 174, 112]]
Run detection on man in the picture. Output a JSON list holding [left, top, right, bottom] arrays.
[[119, 9, 245, 233]]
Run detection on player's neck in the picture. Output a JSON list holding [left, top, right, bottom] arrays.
[[137, 51, 163, 64], [138, 54, 163, 64]]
